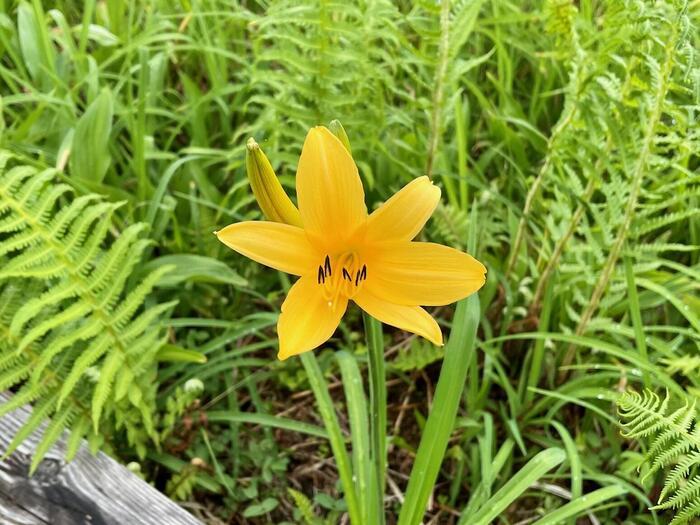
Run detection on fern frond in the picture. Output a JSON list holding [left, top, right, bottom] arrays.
[[391, 338, 445, 372], [287, 488, 319, 525], [0, 153, 175, 469], [618, 389, 700, 524]]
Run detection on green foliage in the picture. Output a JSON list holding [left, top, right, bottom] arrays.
[[0, 0, 698, 523], [0, 153, 174, 468], [618, 390, 700, 524], [390, 338, 445, 372], [511, 0, 699, 336], [166, 458, 209, 502], [287, 488, 338, 525], [288, 488, 317, 525]]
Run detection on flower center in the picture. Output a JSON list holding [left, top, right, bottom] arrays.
[[316, 251, 367, 308]]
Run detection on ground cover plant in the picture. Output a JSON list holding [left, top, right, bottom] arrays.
[[0, 0, 698, 523]]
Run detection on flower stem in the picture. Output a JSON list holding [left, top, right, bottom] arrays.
[[363, 312, 386, 525]]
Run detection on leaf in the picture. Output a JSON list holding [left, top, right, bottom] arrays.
[[469, 448, 567, 525], [17, 1, 53, 83], [530, 485, 627, 525], [76, 24, 120, 46], [69, 88, 114, 183], [206, 411, 328, 439], [156, 344, 207, 364], [144, 254, 247, 287], [243, 497, 279, 518], [301, 353, 361, 524], [288, 488, 318, 525], [336, 351, 370, 521], [398, 294, 480, 525]]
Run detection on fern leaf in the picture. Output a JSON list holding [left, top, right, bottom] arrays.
[[618, 389, 700, 524], [0, 153, 175, 466], [91, 351, 124, 430], [287, 488, 319, 525]]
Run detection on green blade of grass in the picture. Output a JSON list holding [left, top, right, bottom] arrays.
[[551, 421, 582, 511], [625, 255, 650, 388], [469, 448, 566, 525], [524, 275, 555, 406], [530, 485, 627, 525], [398, 293, 480, 525], [455, 91, 469, 210], [300, 352, 361, 525], [336, 350, 371, 523], [206, 411, 328, 439]]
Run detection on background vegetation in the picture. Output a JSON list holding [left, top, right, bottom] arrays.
[[0, 0, 698, 523]]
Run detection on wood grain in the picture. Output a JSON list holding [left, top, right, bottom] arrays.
[[0, 393, 202, 525]]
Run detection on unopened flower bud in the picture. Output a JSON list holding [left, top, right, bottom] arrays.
[[328, 119, 352, 154], [246, 138, 302, 227]]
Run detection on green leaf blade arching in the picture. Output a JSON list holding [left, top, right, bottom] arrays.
[[142, 254, 247, 288], [529, 485, 627, 525], [469, 448, 566, 525]]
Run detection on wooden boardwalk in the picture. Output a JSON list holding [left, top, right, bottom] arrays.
[[0, 393, 202, 525]]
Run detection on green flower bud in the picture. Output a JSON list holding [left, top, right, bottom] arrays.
[[328, 119, 352, 154], [246, 137, 303, 227]]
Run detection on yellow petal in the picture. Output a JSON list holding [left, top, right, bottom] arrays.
[[354, 289, 443, 345], [365, 176, 441, 242], [296, 127, 367, 248], [364, 241, 486, 306], [216, 221, 319, 276], [278, 277, 347, 360]]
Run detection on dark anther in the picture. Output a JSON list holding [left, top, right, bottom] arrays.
[[324, 255, 332, 277], [317, 266, 325, 284], [342, 268, 352, 281], [355, 265, 367, 286]]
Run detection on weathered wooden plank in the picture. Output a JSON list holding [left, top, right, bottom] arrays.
[[0, 393, 202, 525]]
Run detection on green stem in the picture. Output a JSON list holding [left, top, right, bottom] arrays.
[[364, 312, 386, 525], [425, 0, 450, 181]]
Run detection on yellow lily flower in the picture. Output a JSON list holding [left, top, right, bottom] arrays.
[[217, 126, 486, 360]]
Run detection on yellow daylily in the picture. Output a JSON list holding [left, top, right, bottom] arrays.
[[217, 126, 486, 360]]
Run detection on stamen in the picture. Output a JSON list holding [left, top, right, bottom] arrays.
[[355, 264, 367, 286], [319, 251, 365, 299]]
